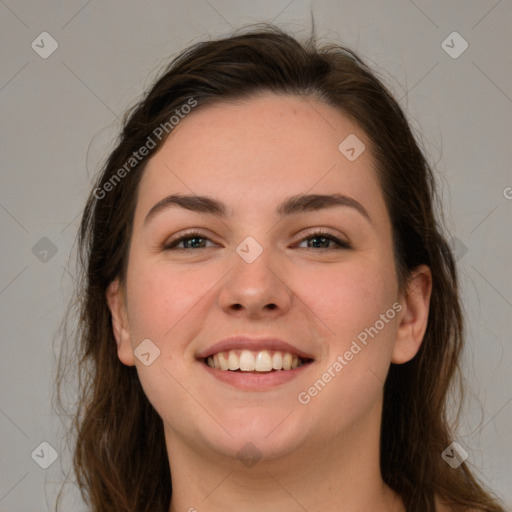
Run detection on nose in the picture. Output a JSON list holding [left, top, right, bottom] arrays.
[[217, 245, 293, 320]]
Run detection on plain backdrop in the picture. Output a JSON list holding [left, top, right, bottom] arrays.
[[0, 1, 511, 510]]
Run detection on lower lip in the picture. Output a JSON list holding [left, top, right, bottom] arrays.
[[200, 361, 313, 390]]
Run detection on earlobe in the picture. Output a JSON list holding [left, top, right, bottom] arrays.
[[106, 279, 135, 366], [391, 265, 432, 364]]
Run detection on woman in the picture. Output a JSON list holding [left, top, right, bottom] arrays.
[[55, 26, 506, 512]]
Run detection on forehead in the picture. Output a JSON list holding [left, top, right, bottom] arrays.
[[135, 93, 386, 221]]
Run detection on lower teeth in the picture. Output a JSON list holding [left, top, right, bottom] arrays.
[[230, 368, 279, 372]]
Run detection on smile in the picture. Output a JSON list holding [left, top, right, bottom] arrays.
[[205, 349, 308, 372], [197, 336, 315, 389]]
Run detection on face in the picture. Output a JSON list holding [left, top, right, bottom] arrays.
[[108, 93, 425, 464]]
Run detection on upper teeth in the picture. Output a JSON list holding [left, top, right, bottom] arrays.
[[206, 350, 302, 372]]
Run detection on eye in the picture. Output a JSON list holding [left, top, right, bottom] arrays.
[[296, 230, 351, 250], [163, 230, 217, 251], [162, 229, 351, 251]]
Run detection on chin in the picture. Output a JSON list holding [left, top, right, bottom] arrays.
[[196, 407, 313, 464]]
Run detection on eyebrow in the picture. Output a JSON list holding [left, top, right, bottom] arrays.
[[143, 192, 371, 226]]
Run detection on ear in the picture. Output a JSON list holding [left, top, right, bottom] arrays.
[[392, 265, 432, 364], [106, 279, 135, 366]]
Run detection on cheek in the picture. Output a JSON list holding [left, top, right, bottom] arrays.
[[296, 256, 398, 347], [125, 257, 213, 342], [294, 260, 400, 430], [124, 257, 215, 428]]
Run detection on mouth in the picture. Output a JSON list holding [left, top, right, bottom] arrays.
[[204, 349, 312, 372], [196, 337, 315, 389]]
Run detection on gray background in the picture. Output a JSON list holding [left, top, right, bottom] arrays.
[[0, 1, 511, 510]]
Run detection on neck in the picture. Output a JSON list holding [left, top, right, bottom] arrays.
[[166, 399, 404, 512]]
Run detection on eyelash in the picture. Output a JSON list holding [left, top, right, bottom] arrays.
[[163, 229, 351, 251]]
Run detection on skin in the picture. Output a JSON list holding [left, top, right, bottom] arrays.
[[107, 93, 433, 511]]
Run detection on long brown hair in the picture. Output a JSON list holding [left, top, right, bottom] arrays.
[[55, 25, 506, 512]]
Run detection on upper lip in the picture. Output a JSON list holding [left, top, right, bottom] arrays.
[[196, 336, 315, 360]]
